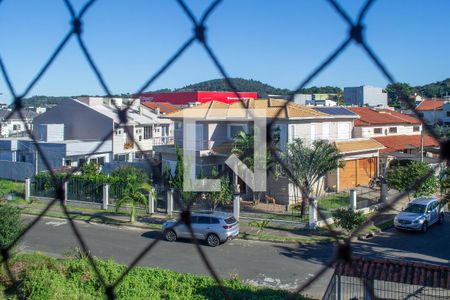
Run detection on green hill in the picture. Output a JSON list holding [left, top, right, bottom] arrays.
[[415, 78, 450, 98], [174, 78, 291, 98]]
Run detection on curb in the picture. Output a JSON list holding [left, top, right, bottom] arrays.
[[22, 213, 334, 245]]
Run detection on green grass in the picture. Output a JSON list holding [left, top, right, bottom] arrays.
[[241, 232, 336, 244], [0, 179, 25, 201], [0, 253, 308, 299], [317, 193, 349, 211]]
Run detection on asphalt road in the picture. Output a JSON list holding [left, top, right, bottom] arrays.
[[18, 214, 450, 299]]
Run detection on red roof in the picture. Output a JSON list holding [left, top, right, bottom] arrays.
[[335, 256, 450, 289], [141, 101, 178, 114], [416, 100, 445, 111], [373, 134, 439, 153], [347, 107, 421, 126]]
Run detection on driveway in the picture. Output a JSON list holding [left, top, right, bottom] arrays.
[[18, 213, 450, 299]]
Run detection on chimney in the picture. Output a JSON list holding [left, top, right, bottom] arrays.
[[156, 107, 160, 115]]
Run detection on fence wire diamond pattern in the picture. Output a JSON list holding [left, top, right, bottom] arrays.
[[0, 0, 448, 299]]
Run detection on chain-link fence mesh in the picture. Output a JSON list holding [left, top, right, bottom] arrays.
[[0, 0, 448, 299]]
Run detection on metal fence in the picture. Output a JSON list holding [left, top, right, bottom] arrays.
[[0, 0, 448, 299]]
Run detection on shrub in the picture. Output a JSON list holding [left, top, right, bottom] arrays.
[[332, 208, 366, 233], [0, 253, 306, 299], [0, 203, 23, 249]]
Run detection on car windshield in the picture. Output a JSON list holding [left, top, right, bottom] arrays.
[[404, 204, 426, 214]]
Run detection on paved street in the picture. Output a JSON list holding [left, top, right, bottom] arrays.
[[19, 214, 449, 299]]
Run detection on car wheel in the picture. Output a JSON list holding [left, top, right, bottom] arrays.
[[164, 229, 177, 242], [438, 213, 445, 224], [421, 222, 428, 233], [206, 234, 220, 247]]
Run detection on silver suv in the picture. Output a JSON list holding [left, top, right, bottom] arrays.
[[394, 197, 445, 232], [162, 212, 239, 247]]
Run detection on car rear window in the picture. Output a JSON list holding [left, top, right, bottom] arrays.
[[225, 217, 237, 224]]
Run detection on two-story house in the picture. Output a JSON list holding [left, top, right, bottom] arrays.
[[347, 106, 440, 175], [33, 97, 173, 164], [157, 99, 384, 205]]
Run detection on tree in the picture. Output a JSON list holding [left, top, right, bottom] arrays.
[[171, 145, 192, 202], [115, 172, 153, 223], [332, 208, 366, 234], [385, 83, 416, 108], [112, 166, 149, 186], [80, 162, 100, 177], [281, 139, 344, 216], [387, 161, 438, 199], [231, 130, 278, 203], [0, 203, 23, 250], [207, 167, 233, 211]]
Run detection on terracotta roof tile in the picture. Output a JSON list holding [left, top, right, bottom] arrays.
[[416, 100, 445, 111], [164, 99, 329, 119], [335, 256, 450, 289], [347, 107, 421, 126], [334, 139, 384, 153], [373, 134, 439, 153], [141, 101, 179, 114]]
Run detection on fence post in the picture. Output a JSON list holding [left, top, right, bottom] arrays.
[[63, 181, 68, 206], [148, 190, 154, 214], [309, 198, 318, 229], [24, 177, 31, 201], [233, 187, 240, 220], [350, 189, 357, 211], [380, 183, 388, 204], [167, 188, 173, 217], [102, 183, 109, 210]]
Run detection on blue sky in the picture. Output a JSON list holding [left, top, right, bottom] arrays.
[[0, 0, 449, 103]]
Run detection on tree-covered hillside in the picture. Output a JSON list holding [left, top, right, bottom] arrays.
[[9, 96, 70, 108], [174, 78, 291, 98]]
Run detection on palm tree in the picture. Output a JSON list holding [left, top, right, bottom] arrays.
[[231, 131, 279, 203], [115, 173, 154, 223], [282, 139, 344, 216]]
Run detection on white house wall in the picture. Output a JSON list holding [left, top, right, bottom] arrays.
[[353, 124, 422, 138]]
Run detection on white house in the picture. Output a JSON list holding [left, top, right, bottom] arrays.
[[0, 109, 37, 137], [158, 99, 383, 204], [415, 99, 445, 125], [347, 107, 422, 138], [33, 97, 174, 163]]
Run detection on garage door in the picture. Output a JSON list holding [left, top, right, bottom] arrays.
[[339, 158, 376, 191]]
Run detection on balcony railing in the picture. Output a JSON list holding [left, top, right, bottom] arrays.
[[153, 136, 174, 146]]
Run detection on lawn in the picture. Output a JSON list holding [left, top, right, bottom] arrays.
[[0, 253, 307, 299], [317, 193, 349, 211], [0, 179, 25, 201]]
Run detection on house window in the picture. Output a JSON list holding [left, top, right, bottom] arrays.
[[115, 129, 122, 135], [114, 154, 127, 161], [13, 124, 21, 131], [389, 127, 397, 133], [143, 126, 153, 139], [446, 111, 450, 117], [98, 157, 105, 165], [228, 124, 248, 139], [413, 126, 420, 132], [65, 159, 72, 166], [373, 128, 382, 134]]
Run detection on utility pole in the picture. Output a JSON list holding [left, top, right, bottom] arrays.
[[420, 127, 424, 162]]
